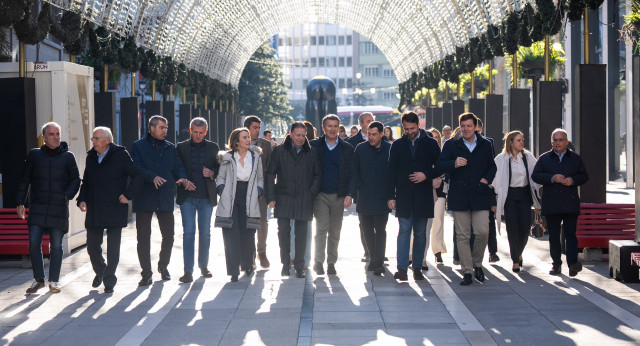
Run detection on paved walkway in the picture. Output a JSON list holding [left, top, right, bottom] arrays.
[[0, 182, 638, 345]]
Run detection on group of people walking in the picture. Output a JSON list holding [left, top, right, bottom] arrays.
[[16, 109, 588, 294]]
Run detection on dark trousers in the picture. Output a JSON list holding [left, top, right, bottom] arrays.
[[546, 213, 579, 267], [361, 213, 388, 270], [136, 210, 174, 278], [222, 181, 256, 276], [453, 210, 497, 261], [87, 227, 122, 288], [278, 218, 307, 271], [358, 214, 368, 258], [504, 187, 532, 263]]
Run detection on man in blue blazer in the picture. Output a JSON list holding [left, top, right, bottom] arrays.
[[436, 113, 497, 285]]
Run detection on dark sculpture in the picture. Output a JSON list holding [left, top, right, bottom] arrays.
[[305, 76, 337, 133]]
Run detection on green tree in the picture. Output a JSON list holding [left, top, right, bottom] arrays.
[[238, 42, 292, 124]]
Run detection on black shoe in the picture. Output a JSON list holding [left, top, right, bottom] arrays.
[[384, 257, 389, 262], [393, 268, 408, 281], [200, 268, 213, 278], [421, 264, 429, 271], [138, 277, 152, 286], [296, 269, 306, 278], [569, 262, 583, 277], [435, 252, 443, 264], [92, 275, 102, 288], [104, 286, 114, 294], [489, 253, 500, 263], [313, 263, 325, 275], [179, 272, 193, 283], [327, 264, 337, 275], [413, 268, 425, 280], [281, 265, 290, 277], [230, 275, 238, 282], [549, 265, 561, 275], [361, 255, 369, 263], [460, 273, 473, 285], [512, 264, 521, 273], [159, 268, 171, 281], [474, 267, 485, 282], [245, 269, 254, 277], [373, 267, 385, 276]]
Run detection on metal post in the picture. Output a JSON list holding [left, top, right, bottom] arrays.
[[183, 88, 186, 104], [457, 82, 461, 99], [151, 80, 156, 101], [131, 73, 136, 97], [544, 36, 551, 81], [103, 64, 109, 92], [471, 71, 476, 98], [488, 60, 494, 94], [169, 85, 173, 101], [512, 54, 518, 88], [445, 83, 449, 102], [204, 96, 208, 110], [194, 94, 198, 109], [70, 55, 75, 63], [19, 42, 25, 77], [584, 8, 590, 64]]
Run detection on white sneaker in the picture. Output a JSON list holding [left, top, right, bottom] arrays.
[[49, 282, 61, 293], [26, 280, 45, 294]]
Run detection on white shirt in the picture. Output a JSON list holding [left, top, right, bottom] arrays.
[[234, 152, 253, 182], [509, 152, 528, 187]]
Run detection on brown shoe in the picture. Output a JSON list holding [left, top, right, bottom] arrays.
[[258, 252, 270, 268]]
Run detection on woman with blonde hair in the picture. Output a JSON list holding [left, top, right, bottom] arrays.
[[491, 131, 540, 272], [215, 128, 263, 282]]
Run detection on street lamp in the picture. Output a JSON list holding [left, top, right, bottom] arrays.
[[355, 72, 362, 105]]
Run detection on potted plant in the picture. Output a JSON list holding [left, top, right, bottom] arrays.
[[507, 41, 565, 80], [620, 0, 640, 54]]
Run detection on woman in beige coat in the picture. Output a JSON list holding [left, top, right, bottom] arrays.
[[215, 128, 263, 282]]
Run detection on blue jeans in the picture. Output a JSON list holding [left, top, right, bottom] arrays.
[[29, 225, 64, 282], [397, 215, 428, 270], [179, 197, 214, 273]]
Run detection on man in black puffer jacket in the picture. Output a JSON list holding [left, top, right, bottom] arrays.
[[532, 128, 588, 277], [17, 122, 81, 294], [77, 127, 143, 293]]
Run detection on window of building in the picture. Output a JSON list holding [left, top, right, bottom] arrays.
[[338, 78, 345, 88], [294, 37, 300, 46], [339, 36, 345, 45], [346, 35, 352, 45], [278, 38, 283, 46], [338, 57, 345, 67], [383, 69, 395, 77], [287, 37, 293, 46], [318, 36, 325, 45], [347, 78, 353, 88], [310, 58, 316, 67], [318, 57, 325, 67], [310, 36, 316, 45], [364, 67, 379, 77], [383, 92, 397, 100], [364, 42, 380, 55], [327, 57, 336, 67], [346, 57, 352, 67], [327, 35, 336, 45], [302, 36, 309, 46], [302, 79, 309, 88]]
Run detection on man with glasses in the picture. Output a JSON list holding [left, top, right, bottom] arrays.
[[532, 129, 589, 277]]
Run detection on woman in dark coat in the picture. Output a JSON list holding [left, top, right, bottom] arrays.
[[77, 127, 142, 292]]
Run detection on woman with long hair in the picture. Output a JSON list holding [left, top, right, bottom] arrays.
[[384, 126, 395, 142], [423, 128, 447, 267], [492, 131, 540, 272], [215, 128, 264, 282]]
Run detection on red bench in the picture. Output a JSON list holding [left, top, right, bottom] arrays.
[[0, 208, 50, 255], [577, 203, 635, 249]]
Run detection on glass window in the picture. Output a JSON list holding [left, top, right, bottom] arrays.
[[327, 57, 336, 67], [310, 58, 316, 67], [338, 57, 345, 67], [383, 69, 395, 77], [294, 37, 300, 46], [364, 42, 380, 55], [278, 38, 283, 46], [287, 37, 293, 46], [346, 57, 352, 67], [318, 57, 325, 67], [302, 79, 309, 88], [347, 78, 353, 88], [327, 35, 336, 45], [302, 36, 309, 46], [346, 35, 352, 45], [318, 36, 325, 45], [310, 36, 316, 45], [365, 67, 379, 77], [338, 78, 345, 88], [339, 36, 345, 45]]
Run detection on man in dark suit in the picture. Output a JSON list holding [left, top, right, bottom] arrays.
[[78, 127, 142, 293], [436, 113, 497, 286], [387, 112, 441, 281], [532, 128, 588, 277], [347, 112, 375, 261], [176, 117, 220, 283], [244, 115, 273, 268], [131, 115, 193, 286]]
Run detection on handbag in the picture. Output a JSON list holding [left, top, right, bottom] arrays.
[[530, 209, 546, 238]]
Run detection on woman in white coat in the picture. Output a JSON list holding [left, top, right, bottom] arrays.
[[492, 131, 540, 273], [215, 128, 263, 282]]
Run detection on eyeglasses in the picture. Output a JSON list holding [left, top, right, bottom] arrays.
[[91, 137, 105, 141], [551, 138, 567, 142]]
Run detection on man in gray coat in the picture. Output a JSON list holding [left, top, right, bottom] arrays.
[[265, 122, 322, 279], [244, 115, 273, 268]]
